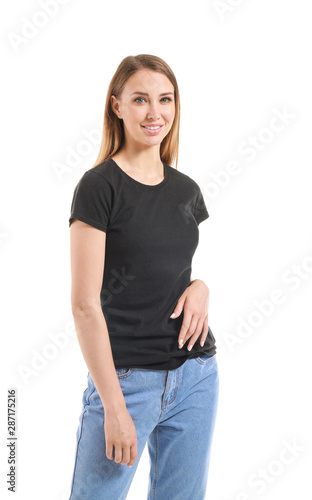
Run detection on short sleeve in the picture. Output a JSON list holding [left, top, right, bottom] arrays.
[[68, 170, 113, 232], [193, 187, 209, 225]]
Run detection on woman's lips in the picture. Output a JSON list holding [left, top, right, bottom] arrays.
[[141, 125, 164, 135]]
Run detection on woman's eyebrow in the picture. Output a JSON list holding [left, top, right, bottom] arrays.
[[130, 91, 174, 96]]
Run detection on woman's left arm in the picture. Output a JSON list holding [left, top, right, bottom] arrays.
[[170, 279, 210, 351]]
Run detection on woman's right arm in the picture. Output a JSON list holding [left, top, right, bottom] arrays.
[[70, 219, 138, 467]]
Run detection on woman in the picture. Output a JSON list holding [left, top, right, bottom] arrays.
[[68, 54, 219, 500]]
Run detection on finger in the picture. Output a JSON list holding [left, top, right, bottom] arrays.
[[128, 442, 138, 467], [185, 317, 200, 345], [186, 317, 203, 351], [114, 444, 122, 464], [170, 296, 185, 318], [106, 442, 114, 460], [170, 307, 182, 318], [177, 311, 192, 347], [120, 445, 130, 465], [199, 315, 209, 347]]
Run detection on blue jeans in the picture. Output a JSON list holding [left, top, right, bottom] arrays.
[[68, 353, 219, 500]]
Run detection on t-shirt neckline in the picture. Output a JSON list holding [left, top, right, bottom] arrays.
[[109, 158, 169, 189]]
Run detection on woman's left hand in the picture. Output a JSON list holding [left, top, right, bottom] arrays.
[[170, 279, 210, 351]]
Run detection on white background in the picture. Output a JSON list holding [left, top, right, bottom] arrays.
[[1, 1, 311, 499]]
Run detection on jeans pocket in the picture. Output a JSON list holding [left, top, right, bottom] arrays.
[[116, 367, 134, 379], [195, 352, 216, 365], [83, 372, 96, 404]]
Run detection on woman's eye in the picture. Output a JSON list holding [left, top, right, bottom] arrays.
[[134, 97, 172, 103]]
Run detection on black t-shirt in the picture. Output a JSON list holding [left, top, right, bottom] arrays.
[[69, 158, 217, 370]]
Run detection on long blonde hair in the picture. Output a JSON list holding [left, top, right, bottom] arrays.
[[92, 54, 180, 170]]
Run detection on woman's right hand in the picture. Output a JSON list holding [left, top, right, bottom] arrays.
[[104, 406, 138, 467]]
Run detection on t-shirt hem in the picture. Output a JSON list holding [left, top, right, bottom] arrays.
[[114, 346, 217, 371], [69, 212, 107, 232]]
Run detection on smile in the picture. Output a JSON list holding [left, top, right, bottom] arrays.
[[141, 125, 164, 135]]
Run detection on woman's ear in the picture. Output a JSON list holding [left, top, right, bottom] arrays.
[[111, 95, 122, 119]]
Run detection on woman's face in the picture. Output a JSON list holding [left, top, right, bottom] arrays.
[[111, 68, 175, 148]]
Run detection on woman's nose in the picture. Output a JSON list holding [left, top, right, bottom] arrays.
[[146, 103, 161, 120]]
